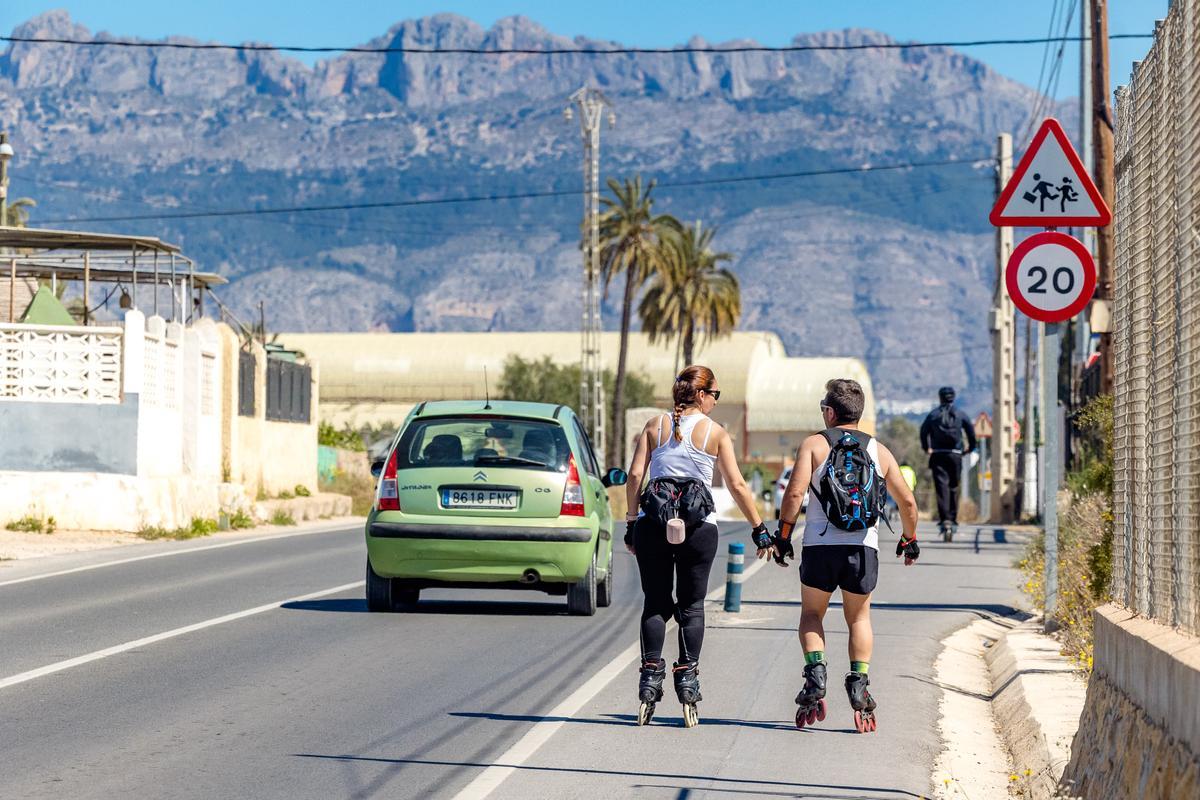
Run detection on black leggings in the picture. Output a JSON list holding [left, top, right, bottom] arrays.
[[633, 517, 719, 665]]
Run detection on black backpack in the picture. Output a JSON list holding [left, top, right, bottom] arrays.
[[815, 429, 887, 533], [929, 405, 963, 450], [640, 477, 715, 530]]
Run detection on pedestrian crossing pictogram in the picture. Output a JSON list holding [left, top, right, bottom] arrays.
[[990, 118, 1111, 227]]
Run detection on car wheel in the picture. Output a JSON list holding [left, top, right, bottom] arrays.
[[566, 549, 597, 616], [596, 548, 613, 608], [366, 560, 394, 613]]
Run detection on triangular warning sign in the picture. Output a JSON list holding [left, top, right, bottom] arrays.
[[990, 118, 1111, 227]]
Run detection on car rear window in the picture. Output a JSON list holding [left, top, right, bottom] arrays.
[[395, 416, 572, 472]]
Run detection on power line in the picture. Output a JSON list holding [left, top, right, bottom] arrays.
[[33, 155, 989, 225], [0, 33, 1153, 56]]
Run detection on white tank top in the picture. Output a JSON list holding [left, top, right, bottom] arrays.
[[802, 430, 882, 551], [646, 413, 718, 524]]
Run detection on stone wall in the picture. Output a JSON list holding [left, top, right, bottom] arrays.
[[1063, 605, 1200, 799]]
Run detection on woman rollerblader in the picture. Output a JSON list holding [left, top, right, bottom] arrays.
[[770, 379, 920, 733], [625, 365, 770, 727]]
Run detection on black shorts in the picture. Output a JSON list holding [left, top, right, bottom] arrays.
[[799, 545, 879, 595]]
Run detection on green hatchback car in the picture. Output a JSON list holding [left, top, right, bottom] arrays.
[[365, 400, 627, 616]]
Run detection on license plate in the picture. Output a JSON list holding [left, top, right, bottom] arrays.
[[441, 488, 519, 509]]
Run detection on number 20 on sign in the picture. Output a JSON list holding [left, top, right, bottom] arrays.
[[1005, 231, 1097, 324]]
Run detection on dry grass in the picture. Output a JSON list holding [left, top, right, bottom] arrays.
[[320, 470, 376, 516]]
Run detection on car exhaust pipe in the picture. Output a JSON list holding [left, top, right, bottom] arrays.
[[520, 569, 540, 584]]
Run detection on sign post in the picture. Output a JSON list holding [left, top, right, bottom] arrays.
[[990, 117, 1111, 634]]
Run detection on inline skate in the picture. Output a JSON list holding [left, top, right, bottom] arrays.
[[845, 671, 877, 733], [636, 659, 666, 726], [794, 661, 828, 728], [672, 661, 702, 728]]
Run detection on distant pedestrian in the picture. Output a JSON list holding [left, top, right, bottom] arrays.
[[624, 365, 770, 728], [1058, 176, 1078, 213], [919, 386, 977, 541], [768, 379, 920, 734]]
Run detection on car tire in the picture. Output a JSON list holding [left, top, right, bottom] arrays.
[[596, 548, 613, 608], [366, 560, 394, 613], [566, 549, 597, 616]]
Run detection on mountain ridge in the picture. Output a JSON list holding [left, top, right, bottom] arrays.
[[0, 11, 1069, 413]]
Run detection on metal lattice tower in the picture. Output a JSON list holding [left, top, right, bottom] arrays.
[[564, 87, 613, 460]]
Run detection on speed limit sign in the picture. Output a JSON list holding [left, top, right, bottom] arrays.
[[1005, 231, 1096, 323]]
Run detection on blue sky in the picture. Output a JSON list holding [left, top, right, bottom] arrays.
[[0, 1, 1166, 97]]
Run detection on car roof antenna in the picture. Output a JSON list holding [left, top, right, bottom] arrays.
[[483, 367, 493, 410]]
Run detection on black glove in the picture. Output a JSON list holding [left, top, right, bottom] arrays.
[[772, 532, 795, 565], [625, 519, 637, 549], [896, 536, 920, 561], [750, 523, 772, 550]]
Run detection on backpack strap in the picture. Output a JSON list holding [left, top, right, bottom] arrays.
[[821, 428, 872, 447]]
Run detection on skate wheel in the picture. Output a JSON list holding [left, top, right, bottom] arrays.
[[854, 710, 866, 733], [795, 708, 807, 729], [682, 704, 699, 728], [637, 702, 655, 726], [869, 713, 877, 732], [815, 699, 827, 722]]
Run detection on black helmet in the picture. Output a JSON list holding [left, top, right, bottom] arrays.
[[938, 386, 956, 404]]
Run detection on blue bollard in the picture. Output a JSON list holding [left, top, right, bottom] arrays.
[[724, 542, 744, 612]]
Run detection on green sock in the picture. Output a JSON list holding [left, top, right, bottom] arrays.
[[805, 650, 825, 666], [851, 660, 869, 674]]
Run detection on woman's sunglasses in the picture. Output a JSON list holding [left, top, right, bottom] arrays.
[[704, 389, 722, 401]]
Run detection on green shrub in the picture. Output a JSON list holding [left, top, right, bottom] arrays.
[[6, 515, 53, 534], [137, 517, 220, 541], [294, 484, 311, 498], [318, 421, 367, 451], [277, 490, 294, 500], [229, 510, 254, 530], [270, 509, 296, 526]]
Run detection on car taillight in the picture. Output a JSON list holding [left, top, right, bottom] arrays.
[[560, 454, 585, 517], [378, 449, 401, 511]]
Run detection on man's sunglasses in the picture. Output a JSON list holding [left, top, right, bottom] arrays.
[[704, 389, 722, 401], [820, 402, 832, 412]]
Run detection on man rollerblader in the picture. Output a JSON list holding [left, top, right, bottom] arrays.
[[763, 379, 920, 733], [920, 386, 976, 541]]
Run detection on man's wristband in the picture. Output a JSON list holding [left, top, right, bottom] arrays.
[[778, 519, 796, 540]]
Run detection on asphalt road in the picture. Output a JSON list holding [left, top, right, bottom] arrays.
[[0, 521, 1027, 799]]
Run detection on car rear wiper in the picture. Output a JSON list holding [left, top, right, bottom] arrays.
[[474, 455, 549, 468]]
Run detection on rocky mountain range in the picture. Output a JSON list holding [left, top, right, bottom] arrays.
[[0, 10, 1067, 413]]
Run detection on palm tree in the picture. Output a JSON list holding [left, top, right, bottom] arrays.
[[3, 197, 35, 227], [597, 176, 675, 466], [639, 220, 741, 368]]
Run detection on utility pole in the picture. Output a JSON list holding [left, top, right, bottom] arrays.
[[564, 87, 613, 461], [990, 134, 1017, 523], [1043, 320, 1062, 630], [1077, 0, 1095, 375], [1091, 0, 1115, 394], [0, 131, 12, 228]]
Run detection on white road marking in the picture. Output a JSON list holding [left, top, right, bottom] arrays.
[[450, 554, 770, 800], [0, 520, 361, 589], [0, 580, 364, 692]]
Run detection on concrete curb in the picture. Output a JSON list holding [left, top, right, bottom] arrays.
[[985, 616, 1087, 798]]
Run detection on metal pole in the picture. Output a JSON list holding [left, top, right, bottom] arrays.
[[83, 251, 90, 326], [170, 255, 177, 321], [1091, 0, 1115, 394], [990, 134, 1017, 523], [1043, 322, 1061, 630], [131, 247, 138, 311], [8, 258, 14, 321], [153, 252, 159, 316], [0, 131, 9, 228], [566, 87, 611, 464], [1020, 317, 1039, 519], [1077, 0, 1095, 371]]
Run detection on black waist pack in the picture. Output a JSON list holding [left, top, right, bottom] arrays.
[[640, 477, 715, 529]]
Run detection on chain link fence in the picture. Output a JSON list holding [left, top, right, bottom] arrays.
[[1111, 0, 1200, 636]]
